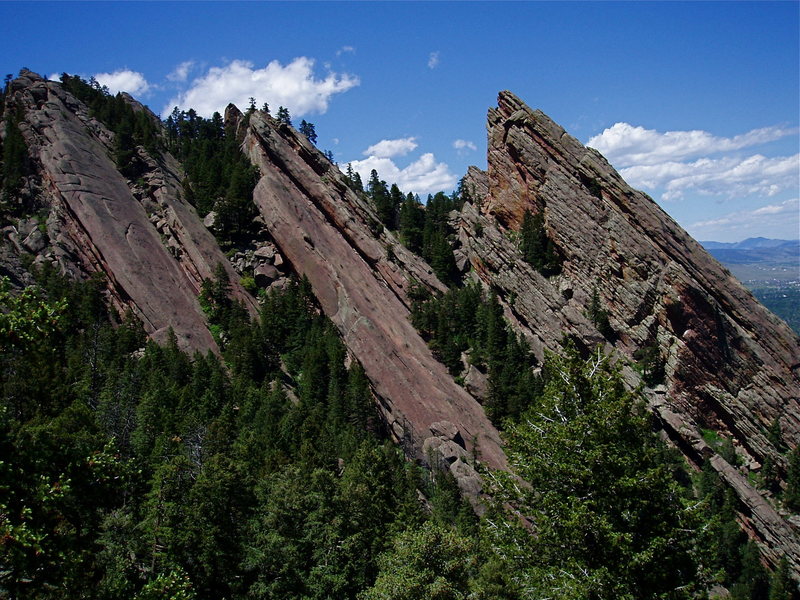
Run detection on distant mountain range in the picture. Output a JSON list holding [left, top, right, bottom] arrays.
[[701, 238, 799, 270], [701, 238, 799, 335], [701, 237, 798, 250]]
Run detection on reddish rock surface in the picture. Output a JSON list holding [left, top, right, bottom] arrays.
[[243, 111, 507, 472], [4, 71, 254, 353]]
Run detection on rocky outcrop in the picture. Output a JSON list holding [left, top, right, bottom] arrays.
[[2, 71, 255, 353], [460, 91, 800, 570], [5, 72, 797, 573], [242, 110, 507, 474]]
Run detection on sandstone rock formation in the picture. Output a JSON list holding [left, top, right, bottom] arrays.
[[4, 72, 798, 573], [242, 109, 507, 475], [2, 71, 255, 353], [459, 90, 800, 570]]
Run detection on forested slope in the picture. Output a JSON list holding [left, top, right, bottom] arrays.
[[0, 71, 798, 598]]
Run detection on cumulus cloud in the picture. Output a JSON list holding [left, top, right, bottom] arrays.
[[364, 137, 418, 159], [620, 154, 799, 201], [687, 198, 799, 239], [453, 139, 477, 153], [428, 51, 440, 69], [93, 69, 150, 95], [587, 122, 796, 167], [336, 45, 355, 56], [163, 57, 359, 117], [587, 121, 799, 204], [167, 61, 195, 83], [348, 152, 456, 196]]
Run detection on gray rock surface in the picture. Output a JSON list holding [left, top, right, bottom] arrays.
[[461, 90, 800, 571]]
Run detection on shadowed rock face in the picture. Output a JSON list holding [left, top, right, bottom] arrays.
[[461, 90, 800, 570], [242, 111, 507, 474], [3, 71, 254, 353]]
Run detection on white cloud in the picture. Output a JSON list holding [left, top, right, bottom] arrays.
[[587, 122, 796, 167], [93, 69, 150, 95], [428, 51, 440, 69], [453, 139, 477, 153], [163, 57, 359, 117], [620, 154, 799, 201], [364, 137, 418, 159], [687, 198, 799, 240], [348, 153, 456, 196], [336, 45, 355, 56], [167, 60, 194, 82]]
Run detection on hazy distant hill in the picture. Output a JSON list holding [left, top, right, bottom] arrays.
[[701, 238, 799, 276], [702, 238, 799, 334], [702, 237, 797, 250]]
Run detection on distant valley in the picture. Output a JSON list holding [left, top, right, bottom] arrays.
[[702, 238, 800, 334]]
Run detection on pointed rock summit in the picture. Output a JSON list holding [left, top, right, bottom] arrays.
[[240, 108, 508, 488], [459, 91, 800, 569]]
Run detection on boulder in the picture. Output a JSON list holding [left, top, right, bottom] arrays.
[[203, 211, 217, 230], [254, 263, 279, 287], [22, 228, 48, 254]]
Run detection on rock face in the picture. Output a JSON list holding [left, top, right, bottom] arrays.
[[2, 71, 255, 353], [460, 91, 800, 571], [4, 73, 798, 573], [242, 110, 507, 474]]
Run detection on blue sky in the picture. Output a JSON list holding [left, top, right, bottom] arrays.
[[1, 1, 797, 242]]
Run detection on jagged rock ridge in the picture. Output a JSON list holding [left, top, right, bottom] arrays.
[[459, 91, 800, 570], [240, 108, 507, 483]]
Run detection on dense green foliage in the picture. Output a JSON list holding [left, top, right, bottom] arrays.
[[410, 283, 541, 424], [164, 107, 258, 244], [487, 345, 702, 599], [2, 269, 795, 598], [59, 74, 161, 176], [0, 106, 30, 213], [342, 168, 464, 287], [0, 269, 483, 599], [519, 209, 561, 276]]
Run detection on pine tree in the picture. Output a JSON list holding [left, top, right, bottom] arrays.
[[588, 286, 614, 339], [298, 120, 317, 145], [1, 107, 28, 207], [368, 169, 395, 228], [490, 345, 700, 598], [276, 106, 292, 126], [768, 558, 794, 600], [785, 446, 800, 511], [399, 192, 425, 252], [519, 209, 561, 276], [767, 417, 785, 452]]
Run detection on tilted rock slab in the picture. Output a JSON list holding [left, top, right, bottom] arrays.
[[242, 111, 507, 474], [4, 71, 254, 353], [461, 91, 800, 571]]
